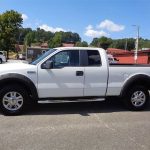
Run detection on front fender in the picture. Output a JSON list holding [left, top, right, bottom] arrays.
[[0, 73, 38, 99]]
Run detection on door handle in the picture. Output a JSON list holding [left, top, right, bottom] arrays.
[[76, 71, 84, 76]]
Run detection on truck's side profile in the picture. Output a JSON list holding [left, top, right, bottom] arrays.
[[0, 47, 150, 115]]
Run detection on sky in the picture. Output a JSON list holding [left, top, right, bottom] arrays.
[[0, 0, 150, 43]]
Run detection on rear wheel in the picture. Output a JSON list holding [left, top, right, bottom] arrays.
[[124, 86, 149, 110], [0, 85, 28, 115]]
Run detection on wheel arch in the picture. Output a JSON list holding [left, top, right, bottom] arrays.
[[120, 74, 150, 97], [0, 73, 38, 100]]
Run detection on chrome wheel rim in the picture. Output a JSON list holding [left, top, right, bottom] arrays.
[[131, 91, 146, 107], [2, 92, 23, 111]]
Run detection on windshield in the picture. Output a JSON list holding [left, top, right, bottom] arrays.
[[30, 49, 56, 65]]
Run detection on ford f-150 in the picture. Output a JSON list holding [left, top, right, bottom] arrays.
[[0, 47, 150, 115]]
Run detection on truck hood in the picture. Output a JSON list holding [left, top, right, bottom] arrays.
[[0, 63, 37, 74]]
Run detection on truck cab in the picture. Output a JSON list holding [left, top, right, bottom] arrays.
[[35, 47, 108, 98]]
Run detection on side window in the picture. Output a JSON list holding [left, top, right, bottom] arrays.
[[86, 50, 101, 66], [50, 50, 79, 68]]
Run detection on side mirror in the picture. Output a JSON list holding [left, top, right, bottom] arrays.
[[41, 60, 53, 69]]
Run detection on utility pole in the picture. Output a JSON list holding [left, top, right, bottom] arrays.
[[133, 25, 139, 64], [124, 38, 128, 51]]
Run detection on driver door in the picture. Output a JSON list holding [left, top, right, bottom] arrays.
[[37, 50, 84, 98]]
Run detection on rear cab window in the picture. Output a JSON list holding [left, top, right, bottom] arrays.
[[80, 50, 101, 66]]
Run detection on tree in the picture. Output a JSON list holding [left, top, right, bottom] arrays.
[[126, 38, 135, 50], [34, 28, 54, 43], [90, 37, 112, 50], [48, 31, 81, 48], [16, 27, 81, 48], [75, 41, 88, 47], [16, 28, 32, 44], [90, 38, 99, 47], [98, 37, 112, 50], [61, 32, 81, 43], [91, 37, 142, 51], [110, 38, 135, 50], [0, 10, 23, 58], [81, 41, 88, 47], [49, 32, 63, 48], [25, 32, 35, 47]]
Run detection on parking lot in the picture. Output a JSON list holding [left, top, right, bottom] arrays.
[[0, 99, 150, 150], [6, 59, 28, 64]]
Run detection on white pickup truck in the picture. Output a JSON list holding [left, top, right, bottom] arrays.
[[0, 47, 150, 115]]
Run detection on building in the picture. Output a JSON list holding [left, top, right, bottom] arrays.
[[26, 42, 75, 62], [41, 42, 48, 48], [26, 47, 49, 62], [62, 42, 75, 47], [107, 48, 150, 64]]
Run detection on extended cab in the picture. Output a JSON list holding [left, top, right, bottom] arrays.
[[0, 47, 150, 115]]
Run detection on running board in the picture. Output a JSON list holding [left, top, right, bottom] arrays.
[[38, 98, 105, 104]]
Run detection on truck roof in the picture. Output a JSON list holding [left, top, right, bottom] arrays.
[[55, 47, 104, 51]]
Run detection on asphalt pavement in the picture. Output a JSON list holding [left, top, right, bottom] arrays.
[[0, 99, 150, 150], [1, 60, 150, 150]]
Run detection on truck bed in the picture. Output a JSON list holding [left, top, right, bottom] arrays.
[[107, 64, 150, 96], [109, 63, 150, 67]]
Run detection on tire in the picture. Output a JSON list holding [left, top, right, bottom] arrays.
[[0, 85, 28, 115], [0, 59, 2, 64], [124, 86, 149, 111]]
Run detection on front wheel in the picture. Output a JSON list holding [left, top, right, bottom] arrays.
[[124, 86, 149, 110], [0, 85, 28, 115]]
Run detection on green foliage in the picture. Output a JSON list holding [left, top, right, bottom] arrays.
[[110, 38, 135, 50], [34, 28, 54, 43], [0, 9, 83, 51], [90, 37, 150, 51], [138, 38, 150, 49], [0, 10, 23, 58], [61, 32, 81, 43], [2, 9, 150, 55], [90, 36, 112, 50], [16, 28, 32, 44], [82, 41, 88, 47], [49, 32, 63, 48], [98, 37, 112, 50], [75, 41, 88, 47], [48, 31, 81, 48], [23, 29, 81, 48], [24, 28, 54, 47], [25, 32, 35, 47], [90, 38, 99, 47]]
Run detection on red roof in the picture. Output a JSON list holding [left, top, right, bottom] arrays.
[[107, 48, 150, 64], [41, 43, 48, 48], [62, 43, 75, 47], [107, 48, 130, 55]]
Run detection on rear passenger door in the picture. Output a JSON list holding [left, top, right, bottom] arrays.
[[81, 50, 108, 96]]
